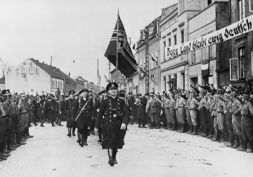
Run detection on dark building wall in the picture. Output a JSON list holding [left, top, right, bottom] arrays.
[[64, 79, 77, 95], [215, 2, 231, 85], [230, 0, 253, 85]]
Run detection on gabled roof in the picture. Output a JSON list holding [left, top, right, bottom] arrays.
[[161, 3, 178, 21], [29, 58, 75, 82], [75, 75, 88, 82]]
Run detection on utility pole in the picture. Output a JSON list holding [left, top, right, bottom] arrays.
[[145, 27, 150, 94]]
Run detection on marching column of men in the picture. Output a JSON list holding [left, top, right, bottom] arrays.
[[65, 82, 128, 166], [0, 84, 129, 166]]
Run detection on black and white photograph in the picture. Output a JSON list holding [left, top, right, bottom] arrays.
[[0, 0, 253, 177]]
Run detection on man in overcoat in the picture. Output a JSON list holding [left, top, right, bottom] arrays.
[[97, 82, 128, 166], [76, 89, 93, 147]]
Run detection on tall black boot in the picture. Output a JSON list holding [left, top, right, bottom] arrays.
[[72, 128, 76, 136], [112, 148, 118, 165], [82, 135, 88, 146], [98, 128, 103, 143], [193, 126, 197, 135], [108, 149, 114, 166], [77, 132, 81, 144], [67, 128, 71, 137]]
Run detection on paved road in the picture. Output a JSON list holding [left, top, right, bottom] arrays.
[[0, 123, 252, 177]]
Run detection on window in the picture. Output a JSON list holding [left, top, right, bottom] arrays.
[[238, 47, 246, 79], [36, 68, 39, 75], [29, 67, 34, 75], [168, 38, 171, 47], [230, 58, 239, 81], [238, 0, 245, 20], [155, 52, 158, 67], [202, 47, 209, 60], [181, 30, 184, 43], [209, 45, 216, 58], [58, 82, 63, 90], [174, 35, 177, 45], [250, 0, 253, 12], [191, 51, 196, 64], [163, 41, 166, 61], [208, 0, 212, 6]]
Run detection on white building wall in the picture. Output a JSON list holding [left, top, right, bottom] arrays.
[[50, 77, 64, 94], [6, 59, 51, 95], [0, 84, 5, 90]]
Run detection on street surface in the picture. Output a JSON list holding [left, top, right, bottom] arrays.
[[0, 123, 252, 177]]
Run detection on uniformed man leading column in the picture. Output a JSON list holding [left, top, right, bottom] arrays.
[[97, 82, 128, 166]]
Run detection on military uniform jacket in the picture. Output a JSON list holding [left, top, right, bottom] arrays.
[[241, 101, 253, 118], [43, 100, 55, 120], [146, 99, 161, 114], [97, 96, 128, 149], [178, 97, 186, 108], [66, 98, 78, 120], [77, 97, 93, 124], [231, 99, 242, 116], [198, 98, 207, 110], [189, 98, 198, 110], [0, 102, 6, 118], [163, 98, 170, 109], [169, 98, 176, 108], [18, 100, 28, 114], [186, 97, 191, 109], [3, 100, 11, 117], [215, 99, 226, 113], [59, 100, 67, 116], [210, 100, 217, 116]]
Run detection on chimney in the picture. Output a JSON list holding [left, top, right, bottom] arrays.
[[50, 56, 53, 66], [68, 72, 70, 76]]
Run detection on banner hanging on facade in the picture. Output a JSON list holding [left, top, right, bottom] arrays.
[[167, 14, 253, 59]]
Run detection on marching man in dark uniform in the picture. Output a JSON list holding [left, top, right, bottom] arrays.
[[66, 90, 78, 137], [76, 89, 93, 147], [97, 82, 128, 166], [95, 90, 106, 143], [42, 94, 56, 127]]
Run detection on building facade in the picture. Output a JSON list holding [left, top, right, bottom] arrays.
[[135, 17, 161, 94], [188, 1, 230, 88], [5, 58, 76, 95], [230, 0, 253, 85], [160, 0, 202, 91]]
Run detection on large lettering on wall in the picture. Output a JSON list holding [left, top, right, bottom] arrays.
[[167, 15, 253, 59]]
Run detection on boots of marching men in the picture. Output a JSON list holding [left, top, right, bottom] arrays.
[[67, 128, 71, 137], [72, 127, 76, 136], [107, 148, 118, 166]]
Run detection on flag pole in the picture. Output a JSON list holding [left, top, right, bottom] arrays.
[[116, 9, 119, 84]]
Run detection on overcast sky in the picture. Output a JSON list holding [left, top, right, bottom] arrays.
[[0, 0, 177, 86]]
